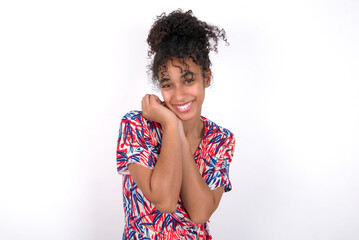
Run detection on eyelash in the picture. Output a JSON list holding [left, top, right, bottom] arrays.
[[160, 77, 194, 88], [185, 78, 194, 84], [161, 84, 171, 88]]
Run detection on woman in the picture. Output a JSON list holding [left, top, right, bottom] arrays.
[[117, 9, 236, 239]]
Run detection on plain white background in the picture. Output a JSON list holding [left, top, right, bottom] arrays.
[[1, 0, 358, 239]]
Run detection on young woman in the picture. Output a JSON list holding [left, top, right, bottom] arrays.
[[116, 9, 236, 239]]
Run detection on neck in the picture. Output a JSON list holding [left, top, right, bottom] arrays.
[[182, 116, 203, 139]]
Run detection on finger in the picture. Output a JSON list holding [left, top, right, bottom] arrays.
[[141, 94, 150, 109], [142, 94, 150, 104], [141, 98, 145, 111], [149, 94, 160, 105], [153, 95, 162, 105]]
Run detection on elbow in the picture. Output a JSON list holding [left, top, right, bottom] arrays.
[[149, 188, 179, 213], [156, 204, 177, 213], [154, 199, 177, 213], [188, 209, 211, 224], [188, 206, 213, 224], [189, 215, 209, 225]]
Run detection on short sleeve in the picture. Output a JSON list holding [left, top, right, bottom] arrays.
[[203, 131, 235, 192], [116, 111, 156, 175]]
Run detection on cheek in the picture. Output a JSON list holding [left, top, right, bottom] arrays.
[[161, 91, 170, 102], [191, 86, 205, 99]]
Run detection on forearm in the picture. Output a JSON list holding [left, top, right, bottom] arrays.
[[180, 142, 218, 224], [149, 120, 183, 210]]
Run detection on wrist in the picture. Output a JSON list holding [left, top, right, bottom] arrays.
[[161, 116, 180, 130]]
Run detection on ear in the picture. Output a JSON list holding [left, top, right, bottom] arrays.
[[204, 70, 212, 88]]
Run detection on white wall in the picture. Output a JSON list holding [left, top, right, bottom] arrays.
[[1, 0, 358, 239]]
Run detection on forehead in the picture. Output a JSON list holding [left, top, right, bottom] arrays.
[[159, 58, 201, 78]]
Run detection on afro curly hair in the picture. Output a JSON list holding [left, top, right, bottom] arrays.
[[147, 9, 228, 88]]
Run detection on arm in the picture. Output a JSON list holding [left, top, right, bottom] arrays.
[[179, 138, 225, 224], [127, 94, 182, 213]]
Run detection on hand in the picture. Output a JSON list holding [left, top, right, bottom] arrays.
[[141, 94, 178, 126]]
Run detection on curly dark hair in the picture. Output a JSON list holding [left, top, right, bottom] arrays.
[[147, 9, 228, 88]]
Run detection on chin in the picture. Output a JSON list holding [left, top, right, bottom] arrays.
[[174, 110, 199, 122]]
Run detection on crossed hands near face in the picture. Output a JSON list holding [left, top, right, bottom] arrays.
[[141, 94, 179, 128]]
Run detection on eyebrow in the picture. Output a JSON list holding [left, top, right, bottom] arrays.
[[159, 78, 170, 84], [182, 71, 194, 78], [159, 71, 194, 84]]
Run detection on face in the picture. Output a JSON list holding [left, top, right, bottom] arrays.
[[159, 58, 211, 122]]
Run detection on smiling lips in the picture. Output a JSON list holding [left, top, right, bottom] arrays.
[[173, 101, 194, 112]]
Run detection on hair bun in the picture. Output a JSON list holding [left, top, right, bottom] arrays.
[[147, 10, 209, 56], [146, 9, 228, 86]]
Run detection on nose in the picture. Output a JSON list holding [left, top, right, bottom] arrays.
[[173, 85, 186, 102]]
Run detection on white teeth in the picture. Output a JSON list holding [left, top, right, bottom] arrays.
[[175, 101, 193, 112], [178, 102, 191, 110]]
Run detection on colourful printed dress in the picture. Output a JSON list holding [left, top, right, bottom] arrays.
[[116, 110, 235, 240]]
